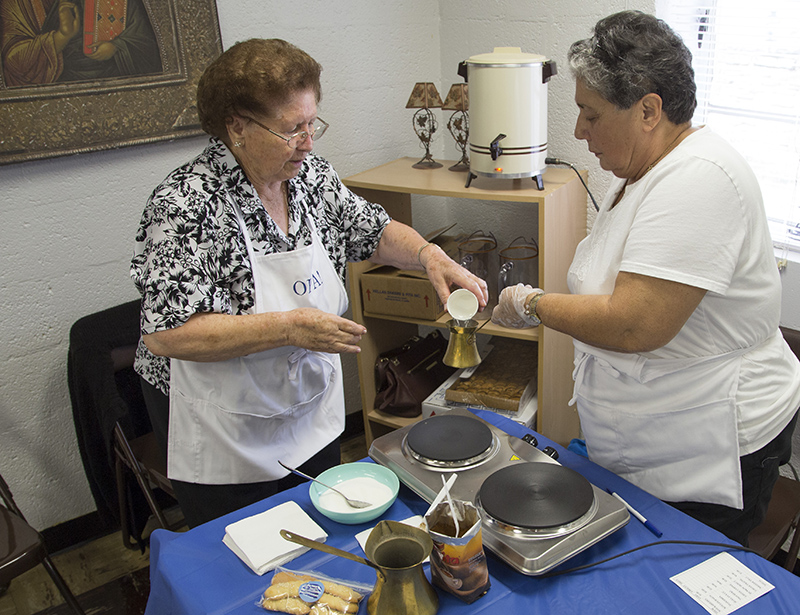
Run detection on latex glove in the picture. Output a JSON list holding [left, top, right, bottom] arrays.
[[491, 283, 541, 328]]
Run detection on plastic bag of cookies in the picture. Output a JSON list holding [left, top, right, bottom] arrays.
[[259, 568, 372, 614]]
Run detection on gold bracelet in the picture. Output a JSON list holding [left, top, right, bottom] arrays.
[[417, 242, 434, 267], [523, 291, 545, 326]]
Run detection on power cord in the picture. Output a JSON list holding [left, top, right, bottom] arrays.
[[539, 540, 760, 578], [545, 157, 600, 212]]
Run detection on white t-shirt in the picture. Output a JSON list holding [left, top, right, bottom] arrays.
[[568, 126, 800, 454]]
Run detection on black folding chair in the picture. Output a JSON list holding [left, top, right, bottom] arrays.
[[0, 470, 86, 614], [68, 301, 183, 550]]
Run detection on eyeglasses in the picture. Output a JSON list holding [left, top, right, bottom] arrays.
[[243, 116, 329, 148]]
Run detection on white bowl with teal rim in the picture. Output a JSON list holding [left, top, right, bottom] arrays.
[[309, 462, 400, 525]]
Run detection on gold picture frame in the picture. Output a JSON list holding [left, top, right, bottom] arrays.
[[0, 0, 223, 165]]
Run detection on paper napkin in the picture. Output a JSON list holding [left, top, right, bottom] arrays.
[[222, 500, 327, 575]]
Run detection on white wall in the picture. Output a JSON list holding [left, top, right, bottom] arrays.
[[0, 0, 436, 530], [425, 0, 639, 260], [2, 0, 797, 530]]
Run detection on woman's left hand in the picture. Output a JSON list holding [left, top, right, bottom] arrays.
[[491, 283, 540, 328]]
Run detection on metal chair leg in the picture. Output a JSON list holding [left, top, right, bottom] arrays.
[[115, 451, 137, 550], [40, 555, 86, 615], [114, 424, 171, 535], [784, 525, 800, 571]]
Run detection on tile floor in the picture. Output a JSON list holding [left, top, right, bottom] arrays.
[[0, 433, 369, 615]]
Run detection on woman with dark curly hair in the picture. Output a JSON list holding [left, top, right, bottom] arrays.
[[493, 11, 800, 545], [131, 39, 487, 527]]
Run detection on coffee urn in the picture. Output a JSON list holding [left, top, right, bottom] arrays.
[[458, 47, 556, 189]]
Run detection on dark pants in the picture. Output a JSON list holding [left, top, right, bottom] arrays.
[[141, 378, 341, 528], [667, 411, 798, 546]]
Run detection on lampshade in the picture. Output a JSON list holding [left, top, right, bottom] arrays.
[[442, 83, 469, 111], [406, 82, 443, 109]]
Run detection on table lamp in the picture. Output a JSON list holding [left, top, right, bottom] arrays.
[[406, 82, 443, 169], [442, 83, 470, 172]]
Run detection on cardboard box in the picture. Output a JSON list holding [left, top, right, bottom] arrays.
[[361, 267, 444, 320], [422, 369, 538, 428], [360, 229, 462, 320]]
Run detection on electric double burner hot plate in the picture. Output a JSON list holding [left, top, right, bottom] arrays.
[[369, 409, 629, 575]]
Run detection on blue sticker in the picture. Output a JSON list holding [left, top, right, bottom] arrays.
[[298, 581, 325, 603]]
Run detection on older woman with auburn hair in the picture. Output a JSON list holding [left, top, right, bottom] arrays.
[[493, 11, 800, 545], [131, 39, 487, 527]]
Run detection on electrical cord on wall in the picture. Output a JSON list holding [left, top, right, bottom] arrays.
[[546, 157, 600, 212]]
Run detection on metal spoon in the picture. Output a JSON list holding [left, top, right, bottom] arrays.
[[278, 460, 372, 509]]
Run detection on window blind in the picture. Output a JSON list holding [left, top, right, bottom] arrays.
[[657, 0, 800, 253]]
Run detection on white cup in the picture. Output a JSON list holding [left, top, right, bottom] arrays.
[[447, 288, 479, 322]]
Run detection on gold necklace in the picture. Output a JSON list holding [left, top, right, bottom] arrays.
[[644, 126, 690, 175], [611, 126, 692, 210]]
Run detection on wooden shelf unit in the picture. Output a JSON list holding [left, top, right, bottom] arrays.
[[343, 157, 587, 447]]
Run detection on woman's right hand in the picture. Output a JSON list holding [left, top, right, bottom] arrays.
[[285, 308, 367, 354], [144, 309, 366, 362]]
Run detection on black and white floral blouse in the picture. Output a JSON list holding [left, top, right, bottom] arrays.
[[131, 138, 391, 394]]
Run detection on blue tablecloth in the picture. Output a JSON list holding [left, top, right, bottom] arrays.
[[145, 410, 800, 614]]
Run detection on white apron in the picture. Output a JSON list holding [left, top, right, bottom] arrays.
[[567, 192, 746, 509], [167, 205, 349, 484], [571, 341, 749, 509]]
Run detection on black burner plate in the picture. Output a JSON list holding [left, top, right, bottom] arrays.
[[479, 462, 594, 529], [406, 414, 493, 462]]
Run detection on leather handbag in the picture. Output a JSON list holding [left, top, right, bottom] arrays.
[[374, 330, 457, 417]]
